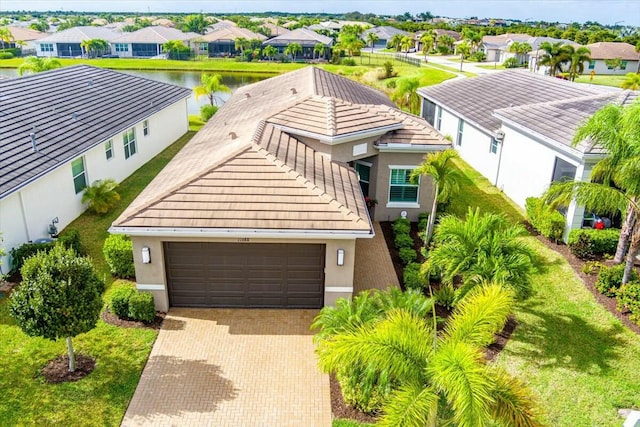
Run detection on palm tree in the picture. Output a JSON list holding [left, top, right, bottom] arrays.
[[0, 26, 13, 51], [316, 284, 542, 427], [621, 72, 640, 90], [18, 56, 62, 75], [456, 40, 471, 71], [420, 33, 434, 59], [508, 41, 532, 65], [564, 45, 591, 81], [234, 37, 250, 55], [388, 33, 404, 52], [82, 179, 120, 214], [366, 32, 379, 53], [410, 149, 462, 244], [436, 34, 455, 54], [263, 45, 277, 61], [193, 73, 231, 106], [284, 42, 302, 61], [313, 43, 325, 60], [399, 35, 412, 58], [392, 77, 420, 113], [80, 38, 110, 58], [336, 32, 365, 57], [424, 208, 536, 301], [538, 41, 570, 76], [544, 99, 640, 283]]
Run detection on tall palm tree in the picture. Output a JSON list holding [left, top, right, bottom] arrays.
[[263, 45, 277, 61], [564, 45, 591, 81], [366, 32, 379, 53], [424, 208, 536, 302], [544, 99, 640, 283], [538, 41, 570, 77], [400, 35, 413, 58], [18, 56, 62, 75], [436, 34, 455, 54], [392, 77, 420, 113], [411, 149, 462, 244], [80, 38, 110, 58], [193, 73, 231, 106], [284, 42, 302, 61], [82, 179, 120, 215], [316, 284, 542, 427], [313, 43, 325, 60], [0, 26, 13, 51], [420, 33, 434, 59], [456, 40, 471, 71], [388, 33, 404, 52], [234, 37, 249, 55], [621, 72, 640, 90], [508, 41, 532, 65]]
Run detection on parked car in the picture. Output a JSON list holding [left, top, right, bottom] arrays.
[[582, 212, 612, 229]]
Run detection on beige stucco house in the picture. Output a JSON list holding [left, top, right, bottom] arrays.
[[110, 67, 449, 311]]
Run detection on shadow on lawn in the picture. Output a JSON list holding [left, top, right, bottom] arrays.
[[508, 301, 625, 374]]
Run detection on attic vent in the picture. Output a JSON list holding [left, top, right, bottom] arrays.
[[290, 88, 297, 95], [245, 93, 251, 99], [229, 131, 237, 140]]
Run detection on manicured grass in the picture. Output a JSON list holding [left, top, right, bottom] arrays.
[[423, 61, 477, 78], [574, 74, 626, 88], [476, 64, 507, 70], [449, 157, 640, 426], [188, 114, 206, 132]]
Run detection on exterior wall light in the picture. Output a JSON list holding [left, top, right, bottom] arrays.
[[142, 246, 151, 264], [337, 249, 345, 266]]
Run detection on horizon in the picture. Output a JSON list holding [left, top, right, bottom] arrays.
[[0, 1, 637, 27]]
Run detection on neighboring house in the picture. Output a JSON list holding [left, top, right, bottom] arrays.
[[414, 29, 461, 52], [525, 37, 580, 73], [262, 28, 333, 59], [5, 26, 46, 51], [583, 42, 640, 75], [480, 33, 531, 63], [34, 26, 120, 57], [110, 26, 200, 58], [198, 26, 267, 57], [417, 70, 628, 239], [258, 22, 290, 38], [361, 26, 410, 49], [0, 65, 191, 271], [110, 66, 449, 311]]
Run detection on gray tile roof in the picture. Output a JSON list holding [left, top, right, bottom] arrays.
[[37, 26, 121, 43], [494, 90, 639, 154], [263, 28, 333, 47], [417, 70, 601, 134], [362, 26, 410, 40], [0, 65, 191, 198], [112, 26, 199, 43]]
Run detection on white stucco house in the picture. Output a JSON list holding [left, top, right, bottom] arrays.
[[417, 70, 637, 240], [583, 42, 640, 75], [34, 26, 120, 57], [0, 65, 190, 272], [110, 26, 200, 58]]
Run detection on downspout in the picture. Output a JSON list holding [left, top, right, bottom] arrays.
[[493, 130, 506, 187], [18, 192, 32, 241]]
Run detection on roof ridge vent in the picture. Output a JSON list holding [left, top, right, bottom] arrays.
[[326, 98, 337, 136]]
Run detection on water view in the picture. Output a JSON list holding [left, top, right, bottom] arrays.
[[0, 68, 267, 115]]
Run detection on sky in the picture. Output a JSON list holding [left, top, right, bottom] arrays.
[[0, 0, 637, 26]]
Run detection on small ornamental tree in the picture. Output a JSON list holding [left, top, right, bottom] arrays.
[[10, 245, 103, 372]]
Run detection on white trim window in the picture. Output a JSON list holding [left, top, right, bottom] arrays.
[[388, 166, 420, 207], [71, 157, 87, 194], [40, 43, 54, 52], [456, 120, 464, 146], [436, 107, 443, 131], [114, 43, 129, 52], [143, 119, 150, 136], [123, 128, 137, 159], [490, 137, 498, 154], [105, 139, 114, 160]]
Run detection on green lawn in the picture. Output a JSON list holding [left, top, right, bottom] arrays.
[[449, 157, 640, 426], [423, 61, 477, 78], [574, 74, 626, 88], [476, 64, 507, 70], [0, 131, 196, 426]]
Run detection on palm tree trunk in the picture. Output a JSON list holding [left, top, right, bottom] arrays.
[[622, 222, 640, 284], [614, 203, 636, 264], [426, 182, 439, 244], [66, 337, 76, 372]]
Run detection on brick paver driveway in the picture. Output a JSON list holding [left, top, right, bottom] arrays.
[[122, 308, 331, 427]]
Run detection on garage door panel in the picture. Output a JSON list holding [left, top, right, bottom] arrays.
[[165, 242, 325, 308]]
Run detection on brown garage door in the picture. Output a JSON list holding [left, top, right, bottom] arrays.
[[164, 242, 325, 308]]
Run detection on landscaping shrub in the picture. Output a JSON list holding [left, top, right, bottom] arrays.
[[433, 283, 456, 309], [595, 264, 639, 297], [616, 281, 640, 324], [336, 365, 390, 414], [392, 217, 410, 235], [128, 291, 156, 323], [403, 262, 425, 290], [418, 212, 429, 232], [399, 247, 417, 264], [385, 79, 396, 89], [503, 57, 519, 68], [581, 261, 605, 276], [102, 234, 135, 278], [341, 58, 356, 66], [568, 228, 620, 259], [394, 233, 414, 249], [0, 52, 15, 60], [111, 285, 136, 318], [10, 241, 54, 272], [382, 61, 394, 78], [525, 197, 565, 241], [470, 51, 486, 62], [200, 104, 218, 121], [57, 229, 83, 255]]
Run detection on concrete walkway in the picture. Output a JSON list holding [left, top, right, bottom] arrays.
[[354, 222, 400, 294], [122, 309, 330, 427]]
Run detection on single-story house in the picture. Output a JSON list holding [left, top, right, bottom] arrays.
[[34, 26, 120, 57], [524, 37, 580, 73], [0, 65, 190, 271], [110, 66, 449, 311], [414, 29, 461, 52], [417, 70, 628, 240], [479, 33, 531, 63], [361, 26, 410, 49], [583, 42, 640, 75], [197, 26, 267, 57], [5, 26, 46, 51], [262, 28, 333, 59], [258, 22, 289, 38], [110, 26, 200, 58]]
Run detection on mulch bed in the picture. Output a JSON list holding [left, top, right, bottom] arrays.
[[330, 374, 378, 424], [41, 354, 95, 383], [101, 307, 165, 330]]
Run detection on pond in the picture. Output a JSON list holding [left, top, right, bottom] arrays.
[[0, 68, 268, 115]]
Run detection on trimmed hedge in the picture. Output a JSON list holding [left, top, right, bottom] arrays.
[[10, 242, 54, 272], [111, 286, 136, 318], [128, 291, 156, 323], [568, 228, 620, 259], [103, 234, 135, 278], [399, 247, 417, 264], [392, 218, 411, 235], [57, 229, 83, 255], [525, 197, 565, 241], [617, 281, 640, 325], [394, 233, 414, 249], [595, 264, 639, 297], [403, 262, 425, 290]]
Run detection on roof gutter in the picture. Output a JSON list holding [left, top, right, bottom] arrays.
[[108, 226, 375, 239], [374, 143, 451, 153], [269, 123, 404, 145]]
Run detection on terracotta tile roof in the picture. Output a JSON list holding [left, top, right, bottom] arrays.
[[377, 109, 451, 147], [586, 42, 640, 60], [198, 26, 267, 42], [7, 26, 46, 41]]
